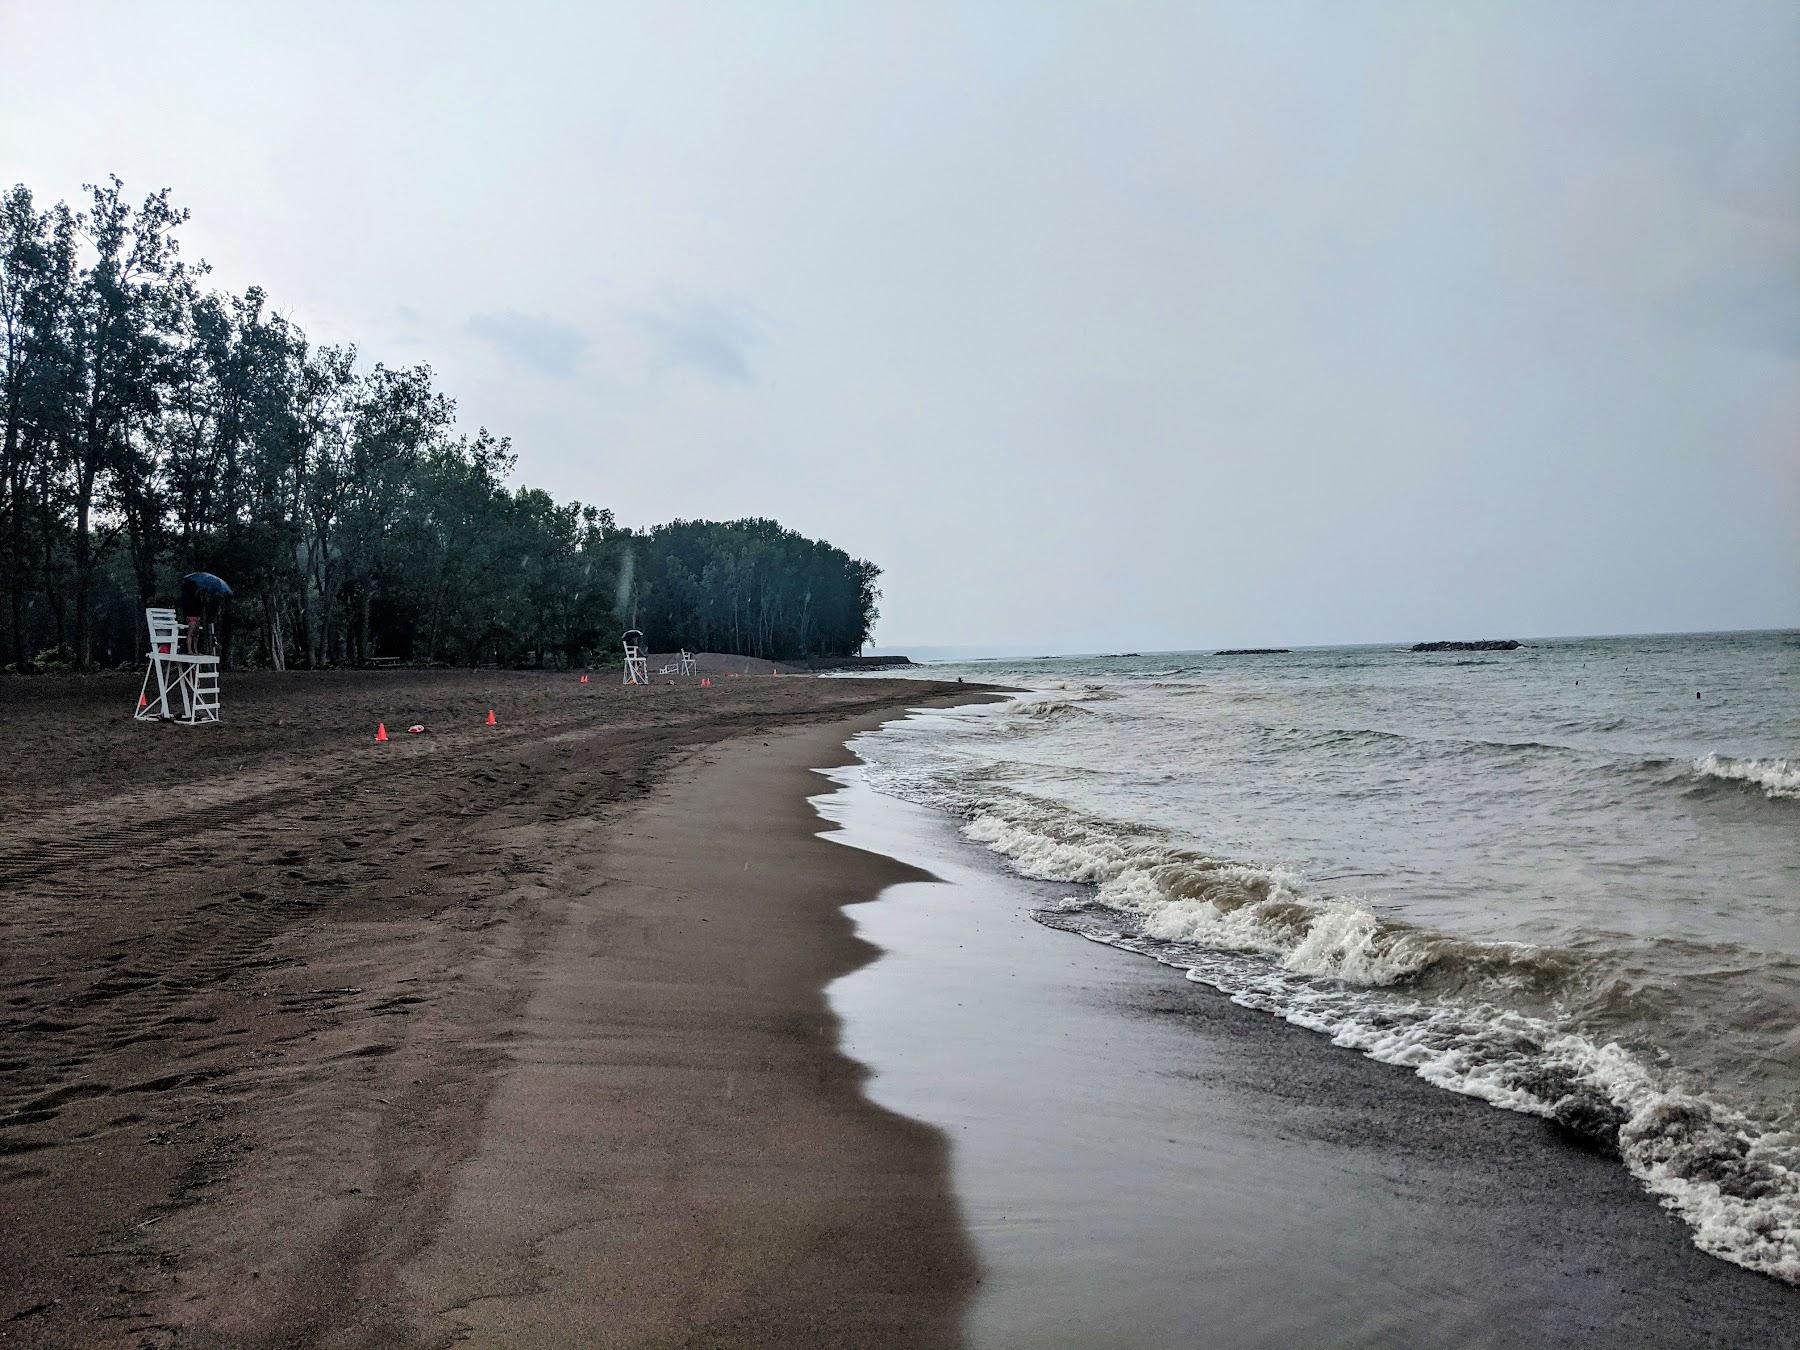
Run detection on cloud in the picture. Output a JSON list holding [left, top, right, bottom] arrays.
[[629, 298, 760, 383], [466, 310, 590, 379]]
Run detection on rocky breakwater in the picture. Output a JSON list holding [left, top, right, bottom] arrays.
[[1410, 639, 1522, 652]]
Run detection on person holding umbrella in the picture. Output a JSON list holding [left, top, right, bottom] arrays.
[[180, 572, 232, 655]]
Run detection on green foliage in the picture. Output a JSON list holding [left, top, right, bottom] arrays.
[[0, 178, 881, 670], [625, 518, 880, 661]]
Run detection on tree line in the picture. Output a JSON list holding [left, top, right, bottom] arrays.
[[0, 178, 881, 672]]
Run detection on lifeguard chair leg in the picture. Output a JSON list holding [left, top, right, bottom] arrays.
[[149, 656, 176, 720]]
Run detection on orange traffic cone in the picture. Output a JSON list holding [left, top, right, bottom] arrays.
[[486, 708, 497, 726], [375, 722, 388, 742], [579, 673, 589, 685], [137, 692, 148, 710], [700, 677, 711, 687]]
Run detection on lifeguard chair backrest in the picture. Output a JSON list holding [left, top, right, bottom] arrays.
[[146, 607, 183, 655]]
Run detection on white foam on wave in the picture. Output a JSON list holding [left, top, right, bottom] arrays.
[[1008, 697, 1095, 720], [964, 797, 1800, 1283], [1281, 902, 1442, 985], [1307, 990, 1799, 1283], [1064, 926, 1800, 1285], [964, 810, 1138, 884], [850, 701, 1800, 1283], [1693, 753, 1800, 801], [964, 804, 1436, 989]]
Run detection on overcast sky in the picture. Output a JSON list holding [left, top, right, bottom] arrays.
[[3, 1, 1795, 650]]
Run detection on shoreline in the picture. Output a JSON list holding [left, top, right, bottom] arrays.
[[6, 672, 1794, 1344], [819, 735, 1800, 1348], [390, 711, 981, 1345]]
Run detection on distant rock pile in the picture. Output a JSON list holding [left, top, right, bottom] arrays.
[[1410, 640, 1521, 652], [793, 654, 918, 672], [1215, 648, 1291, 656]]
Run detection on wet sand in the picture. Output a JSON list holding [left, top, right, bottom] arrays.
[[396, 717, 976, 1346], [0, 671, 979, 1346], [820, 763, 1800, 1349]]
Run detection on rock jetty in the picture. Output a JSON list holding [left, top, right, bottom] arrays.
[[794, 654, 918, 672], [1410, 640, 1521, 652]]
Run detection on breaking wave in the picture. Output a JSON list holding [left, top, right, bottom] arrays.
[[1003, 685, 1121, 721], [849, 635, 1800, 1285], [1058, 918, 1800, 1284], [1008, 697, 1096, 720], [959, 793, 1800, 1284], [964, 804, 1572, 995], [1692, 754, 1800, 802]]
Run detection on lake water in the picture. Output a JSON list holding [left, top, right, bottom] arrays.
[[848, 631, 1800, 1283]]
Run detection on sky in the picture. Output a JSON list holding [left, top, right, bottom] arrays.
[[2, 1, 1795, 651]]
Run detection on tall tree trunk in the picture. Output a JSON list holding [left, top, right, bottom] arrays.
[[6, 453, 25, 671], [425, 550, 449, 663], [72, 491, 92, 669], [37, 478, 65, 652], [267, 590, 286, 672]]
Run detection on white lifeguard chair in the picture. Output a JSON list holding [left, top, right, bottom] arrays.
[[135, 608, 221, 724], [677, 649, 698, 677], [622, 629, 649, 686]]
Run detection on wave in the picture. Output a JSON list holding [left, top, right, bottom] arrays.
[[1692, 754, 1800, 802], [1004, 686, 1121, 720], [1556, 715, 1629, 733], [1006, 698, 1098, 722], [1263, 723, 1574, 755], [1050, 920, 1800, 1284], [959, 795, 1798, 1284], [1272, 730, 1799, 808], [849, 676, 1800, 1283], [966, 804, 1578, 997]]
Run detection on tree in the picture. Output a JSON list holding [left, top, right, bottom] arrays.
[[62, 179, 196, 667], [628, 518, 881, 660], [0, 175, 883, 673]]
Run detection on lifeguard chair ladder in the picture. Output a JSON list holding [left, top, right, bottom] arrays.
[[677, 650, 698, 677], [623, 629, 649, 686], [135, 607, 221, 724]]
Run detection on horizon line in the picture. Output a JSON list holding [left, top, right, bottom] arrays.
[[870, 624, 1800, 659]]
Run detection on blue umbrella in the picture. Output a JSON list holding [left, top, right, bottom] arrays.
[[183, 572, 232, 597]]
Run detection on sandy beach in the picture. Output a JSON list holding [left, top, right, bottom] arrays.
[[4, 671, 1796, 1347], [0, 671, 980, 1346]]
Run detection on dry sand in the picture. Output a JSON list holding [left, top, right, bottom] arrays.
[[0, 670, 981, 1347]]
